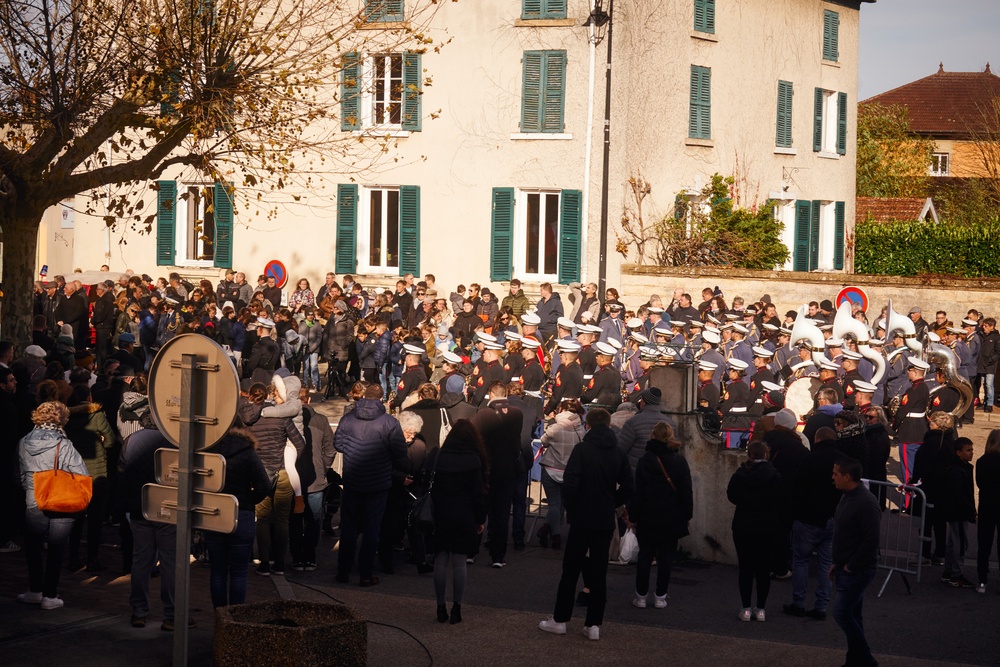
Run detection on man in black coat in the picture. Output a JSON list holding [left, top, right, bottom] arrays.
[[977, 317, 999, 413], [539, 408, 633, 640], [55, 281, 89, 350], [472, 383, 523, 568], [90, 281, 116, 365], [506, 382, 540, 551]]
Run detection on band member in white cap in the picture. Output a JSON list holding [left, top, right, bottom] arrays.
[[519, 338, 547, 413], [582, 342, 622, 410], [391, 343, 428, 411], [891, 357, 930, 483], [817, 359, 845, 406], [719, 359, 750, 417], [503, 332, 525, 383], [840, 350, 865, 410], [697, 361, 721, 413], [471, 340, 506, 407], [547, 316, 578, 379], [438, 351, 466, 396], [698, 329, 726, 387], [520, 311, 546, 365], [245, 317, 280, 383], [748, 347, 775, 416], [544, 340, 584, 416]]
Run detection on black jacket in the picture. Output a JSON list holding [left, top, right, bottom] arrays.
[[976, 452, 1000, 515], [91, 292, 116, 330], [865, 422, 892, 484], [832, 484, 882, 572], [727, 459, 783, 535], [204, 428, 271, 511], [563, 423, 633, 531], [472, 399, 524, 487], [237, 400, 306, 474], [428, 442, 488, 554], [791, 441, 843, 528], [628, 440, 693, 543], [909, 428, 954, 503], [941, 458, 976, 523]]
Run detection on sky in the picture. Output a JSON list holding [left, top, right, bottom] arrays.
[[858, 0, 1000, 100]]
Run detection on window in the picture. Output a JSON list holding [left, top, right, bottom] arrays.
[[931, 153, 950, 176], [793, 200, 845, 271], [365, 0, 403, 22], [155, 181, 233, 268], [367, 188, 400, 269], [341, 51, 422, 132], [521, 50, 567, 133], [522, 0, 567, 19], [822, 9, 839, 62], [689, 65, 711, 139], [693, 0, 715, 34], [337, 183, 420, 275], [813, 88, 847, 155], [775, 80, 793, 148], [490, 187, 581, 283]]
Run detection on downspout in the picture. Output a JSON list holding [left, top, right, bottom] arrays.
[[581, 23, 597, 282]]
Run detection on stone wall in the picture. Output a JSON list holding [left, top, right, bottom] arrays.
[[621, 265, 1000, 319]]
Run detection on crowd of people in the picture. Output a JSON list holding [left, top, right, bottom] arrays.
[[2, 267, 999, 663]]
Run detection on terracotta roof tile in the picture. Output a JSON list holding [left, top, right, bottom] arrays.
[[860, 66, 1000, 136], [856, 197, 932, 223]]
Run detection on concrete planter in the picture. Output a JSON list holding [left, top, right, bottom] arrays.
[[214, 600, 366, 667]]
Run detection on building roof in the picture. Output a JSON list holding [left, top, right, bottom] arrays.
[[861, 65, 1000, 137], [856, 197, 938, 224]]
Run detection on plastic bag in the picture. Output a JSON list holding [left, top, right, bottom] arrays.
[[618, 527, 639, 564]]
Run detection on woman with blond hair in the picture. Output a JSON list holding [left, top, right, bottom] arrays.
[[16, 401, 90, 610]]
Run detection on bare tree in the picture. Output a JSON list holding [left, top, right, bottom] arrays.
[[966, 96, 1000, 206], [0, 0, 446, 343]]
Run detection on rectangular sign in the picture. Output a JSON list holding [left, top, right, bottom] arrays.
[[154, 449, 227, 493], [142, 484, 240, 534]]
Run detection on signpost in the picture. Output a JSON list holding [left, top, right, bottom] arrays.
[[264, 259, 288, 288], [836, 286, 869, 313], [145, 335, 240, 667]]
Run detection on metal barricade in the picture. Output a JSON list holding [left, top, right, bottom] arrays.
[[863, 479, 929, 597]]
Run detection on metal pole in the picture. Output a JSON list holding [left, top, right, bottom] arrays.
[[174, 353, 199, 667], [597, 0, 614, 298]]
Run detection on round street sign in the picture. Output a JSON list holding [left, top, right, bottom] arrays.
[[836, 286, 869, 313], [148, 334, 240, 450], [264, 259, 287, 288]]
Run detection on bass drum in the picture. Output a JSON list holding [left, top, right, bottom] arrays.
[[785, 377, 822, 422]]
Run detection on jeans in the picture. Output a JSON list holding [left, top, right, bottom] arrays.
[[552, 526, 613, 627], [143, 345, 156, 371], [733, 531, 774, 608], [541, 468, 564, 537], [256, 470, 293, 570], [23, 507, 75, 598], [337, 488, 389, 581], [943, 520, 969, 579], [978, 509, 999, 585], [302, 352, 320, 389], [985, 373, 995, 408], [833, 566, 877, 667], [290, 491, 324, 565], [130, 517, 176, 620], [635, 536, 678, 597], [791, 519, 834, 611], [204, 510, 256, 608]]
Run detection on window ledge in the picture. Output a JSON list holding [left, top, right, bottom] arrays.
[[691, 30, 718, 42], [515, 18, 576, 27], [175, 260, 216, 269], [685, 137, 715, 147], [816, 150, 841, 160], [822, 60, 841, 68], [359, 21, 409, 30], [511, 133, 573, 140], [352, 129, 412, 138], [774, 147, 797, 155]]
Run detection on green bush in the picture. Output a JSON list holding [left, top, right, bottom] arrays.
[[855, 219, 1000, 277]]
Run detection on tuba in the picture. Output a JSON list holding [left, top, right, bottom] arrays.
[[833, 302, 887, 385], [789, 305, 826, 367], [924, 340, 974, 419], [884, 299, 921, 355]]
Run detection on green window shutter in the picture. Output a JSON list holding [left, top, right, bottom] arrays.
[[521, 51, 543, 133], [365, 0, 403, 22], [402, 51, 422, 132], [793, 200, 811, 272], [341, 52, 361, 132], [156, 180, 177, 267], [833, 201, 845, 270], [160, 69, 180, 117], [385, 0, 404, 22], [776, 80, 793, 148], [694, 0, 715, 34], [544, 0, 567, 18], [523, 0, 542, 18], [689, 65, 711, 139], [837, 91, 848, 155], [335, 184, 358, 274], [823, 10, 839, 61], [213, 183, 234, 269], [809, 200, 821, 271], [558, 189, 582, 284], [490, 188, 515, 282], [813, 87, 824, 152], [398, 185, 420, 276], [542, 51, 567, 133]]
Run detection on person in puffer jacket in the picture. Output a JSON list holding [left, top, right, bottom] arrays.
[[298, 308, 324, 391], [617, 388, 677, 474], [261, 372, 305, 499], [333, 383, 408, 586]]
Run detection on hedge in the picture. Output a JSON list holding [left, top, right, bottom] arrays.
[[854, 220, 1000, 277]]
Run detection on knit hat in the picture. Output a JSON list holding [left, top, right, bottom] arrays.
[[640, 387, 662, 405]]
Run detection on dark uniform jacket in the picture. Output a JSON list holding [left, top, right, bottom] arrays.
[[698, 380, 720, 411], [544, 360, 583, 415], [748, 368, 775, 415], [719, 379, 750, 416], [841, 369, 864, 410], [392, 364, 428, 411], [818, 376, 845, 406], [627, 372, 651, 404], [582, 364, 621, 410], [470, 360, 504, 407], [502, 353, 525, 383], [579, 346, 597, 379], [893, 379, 929, 443]]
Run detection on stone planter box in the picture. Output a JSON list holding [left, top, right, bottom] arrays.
[[214, 600, 366, 667]]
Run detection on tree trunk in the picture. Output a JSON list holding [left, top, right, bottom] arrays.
[[1, 213, 43, 350]]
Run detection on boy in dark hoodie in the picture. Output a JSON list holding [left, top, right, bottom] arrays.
[[942, 437, 977, 588]]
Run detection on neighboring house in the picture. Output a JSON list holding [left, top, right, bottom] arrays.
[[855, 196, 939, 224], [52, 0, 873, 283], [861, 64, 1000, 179]]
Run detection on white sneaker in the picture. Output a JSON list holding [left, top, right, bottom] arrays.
[[0, 540, 21, 553], [977, 583, 987, 594], [17, 591, 42, 604], [753, 607, 766, 622], [538, 616, 567, 635], [41, 596, 64, 610], [582, 625, 600, 640], [654, 594, 669, 609], [738, 607, 752, 622], [632, 594, 647, 608]]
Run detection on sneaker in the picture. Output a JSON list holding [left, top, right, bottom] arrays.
[[16, 591, 42, 604], [805, 608, 828, 620], [941, 574, 954, 584], [654, 594, 669, 609], [40, 596, 64, 610], [738, 607, 752, 622], [538, 616, 567, 635], [782, 603, 806, 617], [772, 571, 792, 580], [752, 607, 766, 622], [932, 557, 946, 566], [632, 594, 647, 609], [491, 560, 507, 569], [303, 562, 317, 572], [951, 576, 975, 589], [160, 618, 197, 631], [291, 562, 306, 572], [977, 583, 986, 594], [582, 625, 600, 640], [0, 540, 21, 553], [466, 557, 476, 565], [256, 563, 271, 576]]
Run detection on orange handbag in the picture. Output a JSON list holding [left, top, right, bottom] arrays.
[[34, 441, 93, 513]]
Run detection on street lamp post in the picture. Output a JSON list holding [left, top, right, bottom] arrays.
[[585, 0, 613, 298]]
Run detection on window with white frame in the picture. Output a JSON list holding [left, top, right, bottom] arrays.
[[517, 190, 560, 279], [364, 54, 403, 129], [361, 187, 400, 271], [821, 90, 837, 153], [931, 153, 950, 176], [176, 185, 215, 264]]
